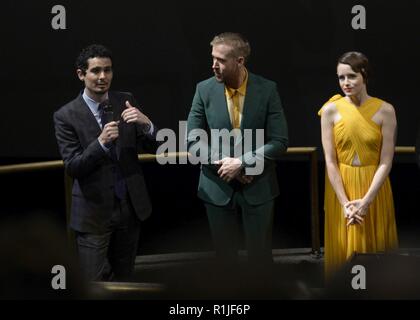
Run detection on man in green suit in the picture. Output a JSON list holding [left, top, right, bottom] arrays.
[[187, 33, 288, 265]]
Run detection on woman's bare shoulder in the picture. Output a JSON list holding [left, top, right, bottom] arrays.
[[380, 101, 395, 113], [321, 102, 338, 117]]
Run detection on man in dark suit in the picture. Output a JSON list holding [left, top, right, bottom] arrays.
[[54, 44, 157, 281], [187, 33, 288, 266]]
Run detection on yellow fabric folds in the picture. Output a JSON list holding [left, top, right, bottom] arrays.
[[319, 95, 398, 277]]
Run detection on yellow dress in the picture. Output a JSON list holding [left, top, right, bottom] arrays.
[[319, 95, 398, 277]]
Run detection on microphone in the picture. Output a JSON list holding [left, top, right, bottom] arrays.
[[100, 100, 114, 125], [100, 100, 117, 150]]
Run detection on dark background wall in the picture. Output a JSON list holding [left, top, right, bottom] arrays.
[[0, 0, 419, 159], [1, 0, 419, 253]]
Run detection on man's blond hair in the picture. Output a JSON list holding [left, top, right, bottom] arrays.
[[210, 32, 251, 63]]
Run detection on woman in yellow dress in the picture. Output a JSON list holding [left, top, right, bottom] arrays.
[[319, 52, 398, 277]]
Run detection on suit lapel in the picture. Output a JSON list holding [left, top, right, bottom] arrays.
[[108, 92, 123, 122], [210, 81, 233, 130], [208, 74, 261, 130], [75, 94, 102, 138], [108, 92, 124, 157], [241, 73, 260, 130]]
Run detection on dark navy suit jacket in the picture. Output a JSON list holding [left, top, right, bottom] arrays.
[[54, 91, 156, 233]]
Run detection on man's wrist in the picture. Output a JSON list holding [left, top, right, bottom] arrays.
[[240, 156, 256, 168], [98, 138, 111, 151], [142, 120, 152, 133]]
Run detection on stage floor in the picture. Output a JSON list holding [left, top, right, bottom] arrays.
[[89, 247, 420, 299]]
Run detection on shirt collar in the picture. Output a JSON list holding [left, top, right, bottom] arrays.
[[82, 89, 109, 113], [225, 68, 248, 98]]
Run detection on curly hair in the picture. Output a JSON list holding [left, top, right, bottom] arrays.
[[75, 44, 113, 74]]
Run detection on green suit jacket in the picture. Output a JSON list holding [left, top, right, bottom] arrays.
[[187, 72, 288, 206]]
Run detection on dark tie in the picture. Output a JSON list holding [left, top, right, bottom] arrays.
[[99, 99, 113, 128], [98, 100, 127, 200]]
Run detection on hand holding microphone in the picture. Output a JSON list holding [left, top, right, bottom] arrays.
[[98, 101, 119, 146]]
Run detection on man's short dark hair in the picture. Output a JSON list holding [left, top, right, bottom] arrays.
[[75, 44, 113, 74]]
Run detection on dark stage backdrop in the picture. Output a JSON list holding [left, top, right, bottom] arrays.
[[0, 0, 419, 160]]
